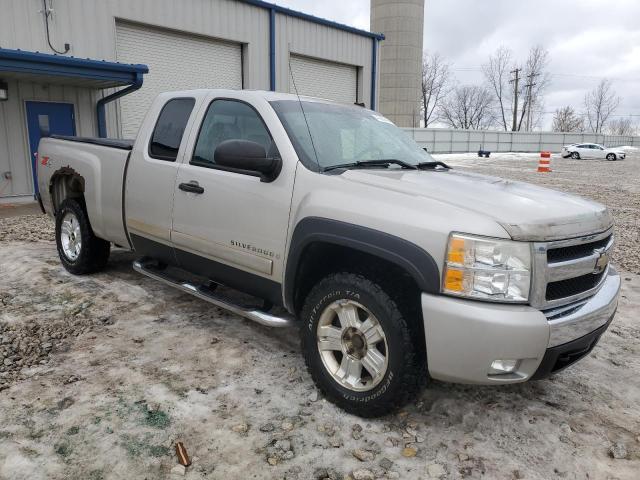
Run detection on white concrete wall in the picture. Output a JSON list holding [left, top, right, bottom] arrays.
[[404, 128, 640, 154]]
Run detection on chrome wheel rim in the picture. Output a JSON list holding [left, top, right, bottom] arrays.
[[60, 212, 82, 261], [316, 299, 389, 392]]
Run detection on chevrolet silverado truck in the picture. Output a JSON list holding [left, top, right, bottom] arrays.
[[36, 89, 620, 416]]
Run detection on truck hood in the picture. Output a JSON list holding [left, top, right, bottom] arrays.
[[341, 169, 613, 241]]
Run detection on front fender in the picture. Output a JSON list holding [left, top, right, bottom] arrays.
[[283, 217, 441, 311]]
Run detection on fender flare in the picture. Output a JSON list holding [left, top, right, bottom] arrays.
[[284, 217, 441, 311]]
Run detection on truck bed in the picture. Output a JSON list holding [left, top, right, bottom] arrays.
[[50, 135, 134, 150], [37, 136, 132, 248]]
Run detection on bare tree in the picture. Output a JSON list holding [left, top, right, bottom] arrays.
[[483, 45, 551, 132], [440, 85, 495, 130], [517, 46, 551, 131], [482, 46, 513, 131], [421, 52, 451, 127], [584, 79, 620, 133], [607, 117, 637, 136], [551, 106, 585, 132]]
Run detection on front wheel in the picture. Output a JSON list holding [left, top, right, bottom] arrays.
[[606, 153, 616, 161], [571, 152, 580, 159], [300, 272, 426, 417], [55, 198, 110, 274]]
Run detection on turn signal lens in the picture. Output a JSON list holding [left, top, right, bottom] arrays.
[[442, 233, 531, 302], [447, 237, 466, 264], [444, 268, 464, 292]]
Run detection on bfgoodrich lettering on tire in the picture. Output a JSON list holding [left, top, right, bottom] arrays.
[[55, 198, 110, 275], [300, 272, 426, 417]]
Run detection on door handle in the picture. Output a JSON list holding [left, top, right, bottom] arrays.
[[179, 181, 204, 194]]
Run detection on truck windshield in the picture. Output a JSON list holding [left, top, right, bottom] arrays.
[[269, 100, 434, 171]]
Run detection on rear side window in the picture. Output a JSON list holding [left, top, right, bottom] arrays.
[[149, 98, 195, 161]]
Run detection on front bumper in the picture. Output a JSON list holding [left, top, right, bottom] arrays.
[[421, 269, 621, 384]]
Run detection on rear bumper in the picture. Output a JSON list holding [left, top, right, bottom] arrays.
[[421, 269, 620, 384]]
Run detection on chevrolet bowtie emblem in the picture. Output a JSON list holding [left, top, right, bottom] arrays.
[[593, 249, 609, 274]]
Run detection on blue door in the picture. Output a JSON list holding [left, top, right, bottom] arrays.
[[25, 101, 76, 195]]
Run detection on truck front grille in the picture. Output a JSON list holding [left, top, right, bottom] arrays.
[[546, 270, 607, 301], [531, 228, 614, 310], [547, 235, 612, 263]]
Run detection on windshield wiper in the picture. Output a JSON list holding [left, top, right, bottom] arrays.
[[417, 161, 451, 170], [323, 159, 418, 172]]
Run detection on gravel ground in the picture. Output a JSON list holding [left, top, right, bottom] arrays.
[[0, 151, 639, 480]]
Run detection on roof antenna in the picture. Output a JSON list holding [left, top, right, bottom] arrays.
[[288, 57, 321, 171]]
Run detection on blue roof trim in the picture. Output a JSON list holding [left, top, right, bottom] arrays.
[[241, 0, 385, 40], [0, 48, 148, 85]]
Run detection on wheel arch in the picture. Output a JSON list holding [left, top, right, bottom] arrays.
[[49, 167, 86, 215], [284, 217, 440, 314]]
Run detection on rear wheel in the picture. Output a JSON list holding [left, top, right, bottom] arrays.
[[55, 198, 110, 274], [571, 152, 580, 159], [606, 153, 616, 161], [300, 272, 426, 417]]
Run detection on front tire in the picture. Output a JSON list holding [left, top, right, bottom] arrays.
[[571, 152, 580, 159], [606, 153, 616, 161], [55, 198, 110, 275], [300, 272, 426, 417]]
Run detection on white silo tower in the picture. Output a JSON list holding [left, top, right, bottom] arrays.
[[371, 0, 425, 127]]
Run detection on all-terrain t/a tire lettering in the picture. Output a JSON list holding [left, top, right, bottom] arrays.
[[300, 272, 426, 417]]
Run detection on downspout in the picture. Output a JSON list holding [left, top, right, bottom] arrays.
[[269, 8, 276, 91], [96, 72, 144, 138], [370, 38, 378, 111]]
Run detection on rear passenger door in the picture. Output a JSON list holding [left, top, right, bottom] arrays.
[[575, 144, 590, 158], [171, 96, 295, 305], [125, 96, 197, 264]]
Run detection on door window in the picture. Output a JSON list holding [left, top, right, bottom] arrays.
[[148, 98, 195, 161], [38, 115, 50, 136], [192, 99, 275, 168]]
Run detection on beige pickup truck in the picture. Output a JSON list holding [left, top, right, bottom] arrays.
[[36, 89, 620, 416]]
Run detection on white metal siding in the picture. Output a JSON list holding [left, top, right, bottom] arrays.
[[0, 81, 100, 197], [289, 55, 357, 105], [0, 0, 375, 197], [115, 22, 243, 138]]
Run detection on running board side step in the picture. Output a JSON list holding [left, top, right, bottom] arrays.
[[132, 259, 295, 328]]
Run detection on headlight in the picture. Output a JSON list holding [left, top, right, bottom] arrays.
[[442, 233, 531, 302]]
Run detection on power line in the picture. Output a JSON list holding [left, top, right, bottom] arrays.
[[450, 67, 639, 83]]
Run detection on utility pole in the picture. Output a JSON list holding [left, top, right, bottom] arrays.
[[509, 68, 521, 131], [523, 72, 539, 131]]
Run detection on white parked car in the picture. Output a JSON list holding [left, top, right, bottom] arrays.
[[561, 143, 626, 161]]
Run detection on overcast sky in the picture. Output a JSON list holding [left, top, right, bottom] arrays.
[[276, 0, 640, 129]]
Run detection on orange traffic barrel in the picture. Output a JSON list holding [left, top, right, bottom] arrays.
[[537, 152, 552, 173]]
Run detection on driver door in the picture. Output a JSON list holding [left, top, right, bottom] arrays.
[[171, 96, 294, 304]]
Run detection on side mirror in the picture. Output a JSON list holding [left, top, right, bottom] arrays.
[[214, 139, 281, 182]]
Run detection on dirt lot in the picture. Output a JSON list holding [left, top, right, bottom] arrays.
[[1, 151, 639, 480]]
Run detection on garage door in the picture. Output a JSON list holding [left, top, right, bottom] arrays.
[[289, 55, 357, 105], [116, 22, 242, 138]]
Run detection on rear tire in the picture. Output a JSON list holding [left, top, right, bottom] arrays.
[[606, 153, 616, 161], [571, 152, 580, 159], [55, 198, 110, 275], [300, 272, 426, 417]]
